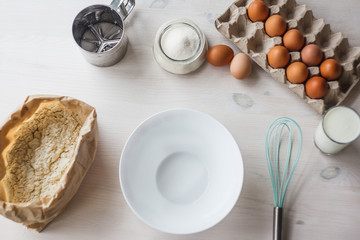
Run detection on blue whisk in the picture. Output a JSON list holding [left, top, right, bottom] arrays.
[[265, 117, 302, 240]]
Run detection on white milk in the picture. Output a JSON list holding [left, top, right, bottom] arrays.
[[314, 106, 360, 154]]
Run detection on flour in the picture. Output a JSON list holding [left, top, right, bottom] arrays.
[[2, 101, 81, 203]]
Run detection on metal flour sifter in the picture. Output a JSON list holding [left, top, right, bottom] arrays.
[[265, 117, 303, 240]]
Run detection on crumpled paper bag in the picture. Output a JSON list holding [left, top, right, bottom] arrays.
[[0, 95, 98, 231]]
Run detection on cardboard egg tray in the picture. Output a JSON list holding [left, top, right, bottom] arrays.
[[215, 0, 360, 114]]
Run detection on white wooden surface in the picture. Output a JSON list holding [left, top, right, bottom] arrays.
[[0, 0, 360, 239]]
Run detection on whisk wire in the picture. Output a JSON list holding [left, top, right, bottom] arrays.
[[280, 123, 302, 206], [265, 117, 302, 207], [265, 124, 277, 205], [278, 123, 290, 206]]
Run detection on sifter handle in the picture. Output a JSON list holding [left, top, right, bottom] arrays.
[[110, 0, 135, 21], [273, 207, 283, 240]]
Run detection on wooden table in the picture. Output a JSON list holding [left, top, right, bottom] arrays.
[[0, 0, 359, 239]]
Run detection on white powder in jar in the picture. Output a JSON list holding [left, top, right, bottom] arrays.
[[160, 24, 200, 60], [153, 19, 207, 74]]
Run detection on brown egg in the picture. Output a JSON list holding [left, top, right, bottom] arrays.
[[286, 62, 308, 84], [247, 0, 269, 22], [283, 29, 304, 51], [230, 53, 252, 80], [267, 46, 290, 68], [265, 15, 287, 37], [305, 76, 329, 99], [320, 59, 342, 80], [301, 44, 323, 66], [207, 45, 234, 66]]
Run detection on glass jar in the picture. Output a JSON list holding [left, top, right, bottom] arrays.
[[153, 19, 208, 74]]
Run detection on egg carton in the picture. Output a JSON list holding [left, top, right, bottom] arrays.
[[215, 0, 360, 114]]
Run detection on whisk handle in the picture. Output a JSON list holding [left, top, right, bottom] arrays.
[[273, 207, 282, 240]]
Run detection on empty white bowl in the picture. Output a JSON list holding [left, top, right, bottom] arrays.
[[120, 109, 244, 234]]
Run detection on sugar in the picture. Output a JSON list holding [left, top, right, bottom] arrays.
[[160, 24, 200, 61]]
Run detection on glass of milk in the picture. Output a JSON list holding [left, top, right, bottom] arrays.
[[314, 106, 360, 155]]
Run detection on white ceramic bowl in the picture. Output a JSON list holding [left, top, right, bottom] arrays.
[[120, 109, 244, 234]]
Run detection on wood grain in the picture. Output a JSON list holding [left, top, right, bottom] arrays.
[[0, 0, 359, 239]]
